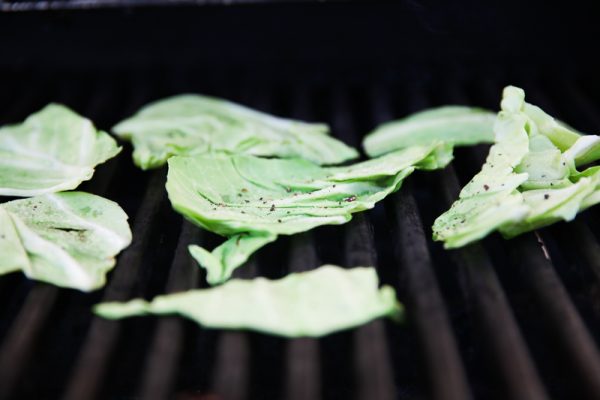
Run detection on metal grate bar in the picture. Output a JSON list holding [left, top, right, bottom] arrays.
[[283, 87, 321, 400], [0, 285, 58, 400], [347, 215, 396, 400], [64, 169, 168, 400], [393, 188, 472, 400], [372, 84, 472, 400], [138, 221, 201, 400], [512, 234, 600, 397], [438, 166, 549, 400], [331, 87, 396, 400]]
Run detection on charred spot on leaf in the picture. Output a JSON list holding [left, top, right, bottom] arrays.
[[51, 226, 86, 233], [270, 204, 276, 212], [483, 184, 490, 191]]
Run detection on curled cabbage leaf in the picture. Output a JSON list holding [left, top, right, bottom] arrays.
[[0, 104, 121, 197], [112, 94, 359, 169], [433, 86, 600, 248], [94, 265, 402, 338]]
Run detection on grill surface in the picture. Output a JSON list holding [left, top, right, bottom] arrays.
[[1, 69, 600, 400], [1, 4, 600, 397]]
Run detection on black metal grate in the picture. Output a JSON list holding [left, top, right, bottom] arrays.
[[1, 69, 600, 400]]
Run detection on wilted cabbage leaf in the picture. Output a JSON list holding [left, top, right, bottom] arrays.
[[0, 104, 121, 197], [433, 86, 600, 248], [0, 192, 132, 291], [167, 143, 452, 284], [363, 106, 496, 158], [94, 265, 402, 337], [112, 94, 359, 169]]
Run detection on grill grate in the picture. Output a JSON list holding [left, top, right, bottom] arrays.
[[1, 70, 600, 400]]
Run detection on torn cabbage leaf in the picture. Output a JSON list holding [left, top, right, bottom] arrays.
[[433, 86, 600, 248], [363, 106, 496, 158], [167, 143, 452, 284], [112, 94, 359, 169], [0, 192, 132, 291], [94, 265, 402, 337], [0, 104, 121, 197]]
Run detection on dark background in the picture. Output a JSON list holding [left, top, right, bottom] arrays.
[[1, 1, 599, 82]]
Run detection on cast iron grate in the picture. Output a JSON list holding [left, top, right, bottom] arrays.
[[1, 69, 600, 400]]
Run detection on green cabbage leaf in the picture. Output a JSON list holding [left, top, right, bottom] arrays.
[[0, 192, 132, 291], [112, 94, 359, 169], [433, 86, 600, 248], [167, 143, 452, 284], [363, 106, 496, 158], [0, 104, 121, 197], [94, 265, 402, 338]]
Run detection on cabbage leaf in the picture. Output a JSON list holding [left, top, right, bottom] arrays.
[[94, 265, 402, 337], [167, 143, 452, 284], [433, 86, 600, 248], [0, 104, 121, 197], [363, 106, 496, 158], [0, 192, 132, 291], [112, 94, 359, 169]]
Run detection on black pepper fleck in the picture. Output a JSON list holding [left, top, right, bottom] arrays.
[[484, 184, 490, 191], [270, 204, 276, 212], [544, 194, 550, 199]]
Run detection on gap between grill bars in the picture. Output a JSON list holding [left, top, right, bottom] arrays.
[[0, 72, 600, 400]]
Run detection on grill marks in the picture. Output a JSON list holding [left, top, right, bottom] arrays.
[[1, 76, 600, 400]]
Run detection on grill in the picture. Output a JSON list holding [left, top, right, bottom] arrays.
[[2, 3, 600, 400]]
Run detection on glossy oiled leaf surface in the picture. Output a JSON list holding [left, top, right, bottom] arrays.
[[433, 86, 600, 248], [0, 192, 132, 291], [363, 106, 496, 158], [112, 94, 359, 169], [0, 104, 121, 197], [167, 143, 452, 284], [94, 265, 402, 337]]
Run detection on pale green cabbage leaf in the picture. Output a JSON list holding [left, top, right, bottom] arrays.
[[167, 143, 452, 284], [433, 86, 600, 248], [0, 192, 132, 291], [94, 265, 402, 337], [112, 94, 359, 169], [0, 104, 121, 197], [363, 106, 496, 158]]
